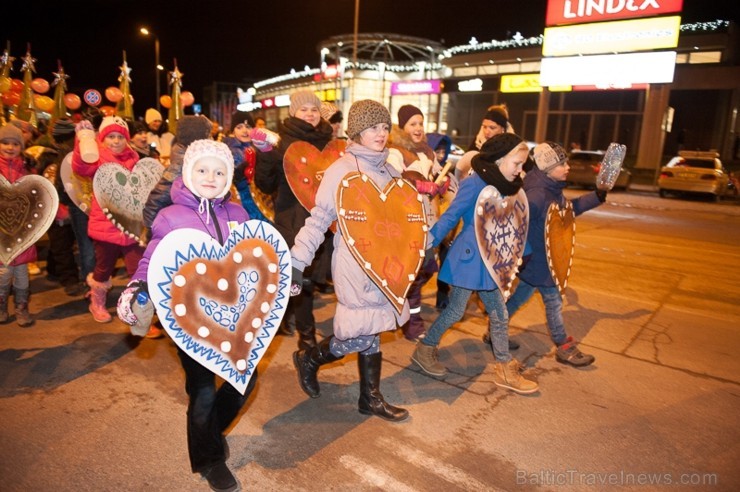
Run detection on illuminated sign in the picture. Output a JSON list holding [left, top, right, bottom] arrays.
[[543, 15, 680, 56], [540, 51, 677, 86], [546, 0, 683, 26], [457, 78, 483, 92], [390, 80, 441, 95], [275, 94, 291, 107], [500, 74, 572, 93], [323, 65, 339, 79]]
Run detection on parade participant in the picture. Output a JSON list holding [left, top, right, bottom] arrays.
[[10, 119, 42, 275], [130, 120, 159, 160], [320, 101, 344, 140], [254, 90, 333, 351], [72, 116, 143, 323], [455, 105, 512, 180], [388, 104, 452, 341], [0, 124, 37, 326], [411, 133, 539, 394], [426, 132, 454, 310], [118, 140, 251, 492], [484, 142, 602, 367], [291, 99, 410, 421], [145, 108, 174, 162], [223, 110, 272, 221]]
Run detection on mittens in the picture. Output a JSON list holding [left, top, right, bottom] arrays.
[[117, 280, 148, 325], [249, 128, 273, 152], [290, 267, 304, 296]]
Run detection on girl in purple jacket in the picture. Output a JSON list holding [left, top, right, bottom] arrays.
[[117, 140, 249, 492]]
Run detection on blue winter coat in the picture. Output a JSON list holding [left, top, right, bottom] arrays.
[[519, 167, 602, 287], [132, 177, 249, 283], [431, 172, 499, 291]]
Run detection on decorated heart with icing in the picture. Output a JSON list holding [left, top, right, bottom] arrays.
[[545, 200, 576, 297], [148, 220, 291, 394], [284, 140, 346, 213], [474, 186, 529, 299], [93, 158, 163, 241], [0, 174, 59, 266], [60, 152, 93, 214], [336, 172, 427, 313]]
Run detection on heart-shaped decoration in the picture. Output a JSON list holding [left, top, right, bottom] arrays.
[[474, 186, 529, 299], [93, 158, 164, 241], [148, 220, 291, 394], [0, 174, 59, 265], [545, 201, 576, 297], [59, 152, 93, 214], [284, 140, 346, 213], [336, 172, 427, 313]]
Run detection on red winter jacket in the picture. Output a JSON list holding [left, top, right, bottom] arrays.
[[0, 155, 38, 265], [71, 136, 140, 245]]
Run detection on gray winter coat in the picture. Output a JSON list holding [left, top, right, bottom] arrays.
[[291, 142, 411, 340]]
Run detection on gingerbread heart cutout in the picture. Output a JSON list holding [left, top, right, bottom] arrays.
[[0, 174, 59, 266], [545, 200, 576, 297], [336, 172, 427, 313], [93, 158, 163, 241], [60, 152, 93, 214], [474, 186, 529, 299], [148, 220, 291, 394], [284, 140, 346, 213]]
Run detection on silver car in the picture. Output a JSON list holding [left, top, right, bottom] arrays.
[[567, 150, 631, 190], [658, 151, 730, 200]]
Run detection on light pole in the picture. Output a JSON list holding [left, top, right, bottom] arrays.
[[140, 27, 162, 112]]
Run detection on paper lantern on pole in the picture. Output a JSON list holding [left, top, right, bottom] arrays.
[[100, 105, 115, 117], [105, 86, 123, 102], [160, 94, 172, 109], [64, 93, 81, 110], [31, 78, 49, 94]]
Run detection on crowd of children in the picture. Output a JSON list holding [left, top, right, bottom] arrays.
[[2, 93, 608, 492]]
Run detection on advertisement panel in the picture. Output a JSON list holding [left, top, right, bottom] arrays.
[[390, 80, 441, 95], [546, 0, 683, 26], [543, 15, 680, 56], [540, 51, 677, 86]]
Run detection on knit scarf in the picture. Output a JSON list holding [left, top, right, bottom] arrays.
[[471, 159, 523, 197]]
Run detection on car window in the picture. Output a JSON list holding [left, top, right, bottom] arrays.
[[670, 158, 715, 169]]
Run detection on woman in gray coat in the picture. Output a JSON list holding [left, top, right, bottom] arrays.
[[291, 100, 412, 422]]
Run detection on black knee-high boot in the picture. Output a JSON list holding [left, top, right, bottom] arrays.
[[358, 352, 409, 422], [293, 336, 343, 398]]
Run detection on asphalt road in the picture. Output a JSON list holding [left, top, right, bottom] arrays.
[[1, 189, 739, 491]]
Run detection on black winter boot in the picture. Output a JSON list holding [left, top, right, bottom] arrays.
[[14, 288, 34, 327], [293, 336, 343, 398], [358, 352, 409, 422], [296, 323, 318, 351]]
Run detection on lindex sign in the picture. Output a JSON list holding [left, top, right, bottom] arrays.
[[546, 0, 683, 26]]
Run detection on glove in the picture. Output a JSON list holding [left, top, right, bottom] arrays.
[[290, 267, 304, 297], [414, 179, 442, 197], [117, 280, 148, 326], [249, 128, 273, 152], [75, 120, 94, 133], [595, 189, 608, 203]]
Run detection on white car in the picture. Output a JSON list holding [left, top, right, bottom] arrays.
[[658, 150, 730, 200]]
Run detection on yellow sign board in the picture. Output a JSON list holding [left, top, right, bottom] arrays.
[[543, 15, 681, 57], [500, 74, 571, 93]]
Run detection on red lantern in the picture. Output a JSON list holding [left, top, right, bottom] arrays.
[[2, 91, 21, 106], [64, 93, 82, 110], [160, 95, 172, 109], [31, 78, 50, 94], [10, 78, 24, 93], [105, 86, 123, 102]]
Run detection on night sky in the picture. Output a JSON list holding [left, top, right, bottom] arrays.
[[8, 0, 740, 114]]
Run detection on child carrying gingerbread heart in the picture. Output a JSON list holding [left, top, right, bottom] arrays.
[[72, 116, 143, 323], [117, 139, 251, 492]]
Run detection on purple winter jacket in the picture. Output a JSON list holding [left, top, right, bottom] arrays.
[[132, 177, 249, 283]]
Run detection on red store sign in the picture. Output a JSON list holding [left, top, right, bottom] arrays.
[[546, 0, 683, 26]]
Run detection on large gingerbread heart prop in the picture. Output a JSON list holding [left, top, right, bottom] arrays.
[[336, 172, 427, 313], [474, 186, 529, 299], [93, 158, 163, 242], [0, 174, 59, 266], [60, 152, 93, 214], [148, 220, 291, 394], [545, 201, 576, 297], [284, 140, 346, 213]]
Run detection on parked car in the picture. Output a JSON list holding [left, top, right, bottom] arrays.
[[658, 150, 730, 200], [566, 150, 631, 190]]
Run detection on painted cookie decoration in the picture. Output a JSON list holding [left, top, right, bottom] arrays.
[[0, 174, 59, 265], [60, 152, 93, 214], [93, 158, 163, 241], [474, 186, 529, 299], [284, 139, 346, 213], [148, 220, 291, 394], [545, 200, 576, 297], [336, 172, 427, 313]]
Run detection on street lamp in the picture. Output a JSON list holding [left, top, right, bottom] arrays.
[[139, 27, 162, 112]]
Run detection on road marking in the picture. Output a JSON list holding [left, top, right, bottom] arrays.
[[339, 455, 416, 491], [379, 436, 499, 491]]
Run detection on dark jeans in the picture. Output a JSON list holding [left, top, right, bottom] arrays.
[[177, 348, 257, 472], [69, 205, 95, 279]]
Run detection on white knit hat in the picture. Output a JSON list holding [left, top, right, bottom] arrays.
[[182, 139, 234, 199], [533, 141, 568, 173], [145, 108, 163, 125], [97, 116, 130, 141]]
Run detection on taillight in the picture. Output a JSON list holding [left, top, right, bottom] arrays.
[[660, 171, 673, 178]]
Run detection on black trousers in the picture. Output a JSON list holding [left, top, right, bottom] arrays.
[[177, 348, 257, 472], [45, 221, 79, 286]]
